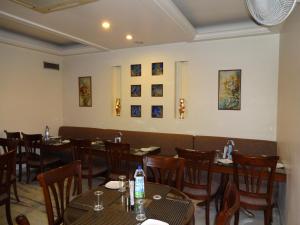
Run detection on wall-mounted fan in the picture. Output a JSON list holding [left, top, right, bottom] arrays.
[[245, 0, 299, 26]]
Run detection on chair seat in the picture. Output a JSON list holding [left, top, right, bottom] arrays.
[[28, 156, 60, 166], [0, 192, 9, 203], [240, 195, 269, 207], [16, 152, 28, 163]]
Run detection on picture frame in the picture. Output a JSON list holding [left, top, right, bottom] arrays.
[[78, 76, 92, 107], [218, 69, 241, 110], [131, 64, 141, 77], [151, 105, 163, 118], [131, 85, 141, 97], [151, 84, 163, 97], [152, 62, 163, 76], [131, 105, 141, 117]]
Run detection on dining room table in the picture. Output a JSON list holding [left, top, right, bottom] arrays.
[[64, 182, 194, 225]]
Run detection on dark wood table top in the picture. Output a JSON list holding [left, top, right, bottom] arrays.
[[64, 183, 194, 225]]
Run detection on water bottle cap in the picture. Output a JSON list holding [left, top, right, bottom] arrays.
[[137, 165, 142, 169]]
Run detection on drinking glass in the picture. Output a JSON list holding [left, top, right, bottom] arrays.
[[215, 149, 221, 163], [118, 175, 126, 192], [135, 199, 147, 221], [93, 190, 104, 211]]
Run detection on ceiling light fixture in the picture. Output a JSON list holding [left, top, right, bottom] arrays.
[[102, 21, 110, 29], [126, 34, 133, 40]]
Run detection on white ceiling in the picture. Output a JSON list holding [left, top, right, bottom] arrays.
[[0, 0, 275, 55]]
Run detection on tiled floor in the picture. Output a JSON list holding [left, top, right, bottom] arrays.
[[0, 179, 281, 225]]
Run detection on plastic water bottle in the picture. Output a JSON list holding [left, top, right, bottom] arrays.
[[134, 165, 146, 221], [134, 165, 145, 199], [45, 126, 50, 140]]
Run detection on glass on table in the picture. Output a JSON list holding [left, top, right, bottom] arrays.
[[118, 175, 127, 192], [135, 199, 147, 221], [93, 190, 104, 211], [215, 149, 221, 163]]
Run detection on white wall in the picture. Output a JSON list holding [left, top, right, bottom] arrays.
[[277, 5, 300, 225], [63, 34, 279, 140], [0, 43, 63, 136]]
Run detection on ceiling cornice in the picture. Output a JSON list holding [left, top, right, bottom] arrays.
[[0, 29, 100, 56], [194, 21, 274, 41]]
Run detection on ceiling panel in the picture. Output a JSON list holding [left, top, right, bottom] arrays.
[[172, 0, 251, 27]]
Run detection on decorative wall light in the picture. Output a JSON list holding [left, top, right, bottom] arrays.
[[179, 98, 185, 119], [115, 98, 121, 116], [112, 66, 122, 116], [175, 61, 188, 119]]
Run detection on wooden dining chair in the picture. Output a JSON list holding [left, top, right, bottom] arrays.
[[176, 148, 217, 225], [37, 160, 82, 225], [143, 155, 185, 190], [0, 138, 20, 202], [4, 130, 25, 182], [0, 150, 16, 225], [16, 214, 31, 225], [71, 139, 107, 189], [22, 133, 61, 183], [232, 152, 279, 225], [215, 182, 240, 225]]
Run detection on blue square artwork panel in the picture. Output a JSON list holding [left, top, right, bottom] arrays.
[[131, 105, 141, 117], [151, 105, 163, 118]]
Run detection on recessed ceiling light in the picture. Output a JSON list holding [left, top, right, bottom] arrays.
[[126, 34, 133, 40], [102, 21, 110, 29]]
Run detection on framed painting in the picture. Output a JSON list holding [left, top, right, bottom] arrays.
[[218, 69, 241, 110], [152, 62, 163, 76], [131, 105, 141, 117], [151, 105, 163, 118], [151, 84, 163, 97], [78, 76, 92, 107], [131, 64, 141, 77], [131, 85, 141, 97]]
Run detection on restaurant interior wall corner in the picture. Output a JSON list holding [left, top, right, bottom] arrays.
[[62, 34, 279, 141], [0, 43, 64, 137], [277, 5, 300, 225]]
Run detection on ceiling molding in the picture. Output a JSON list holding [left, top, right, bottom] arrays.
[[152, 0, 196, 39], [194, 21, 273, 41], [0, 10, 110, 51], [0, 29, 101, 56]]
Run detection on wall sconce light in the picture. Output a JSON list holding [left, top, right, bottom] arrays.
[[179, 98, 185, 119], [115, 98, 121, 116]]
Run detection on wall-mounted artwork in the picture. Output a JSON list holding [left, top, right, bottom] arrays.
[[79, 76, 92, 107], [131, 64, 141, 76], [218, 69, 241, 110], [152, 105, 163, 118], [131, 105, 141, 117], [152, 62, 163, 75], [151, 84, 163, 97], [131, 85, 141, 97]]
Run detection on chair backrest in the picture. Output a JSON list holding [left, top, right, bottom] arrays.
[[176, 148, 215, 197], [0, 150, 16, 194], [215, 182, 240, 225], [16, 214, 31, 225], [4, 130, 21, 139], [232, 152, 279, 203], [37, 161, 82, 225], [21, 133, 43, 159], [104, 141, 133, 177], [70, 138, 92, 162], [143, 155, 185, 190]]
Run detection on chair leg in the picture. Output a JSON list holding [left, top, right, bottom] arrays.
[[234, 209, 239, 225], [5, 200, 13, 225], [13, 181, 20, 202], [205, 202, 210, 225], [264, 208, 272, 225], [88, 177, 92, 190], [18, 163, 22, 182], [26, 164, 30, 184]]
